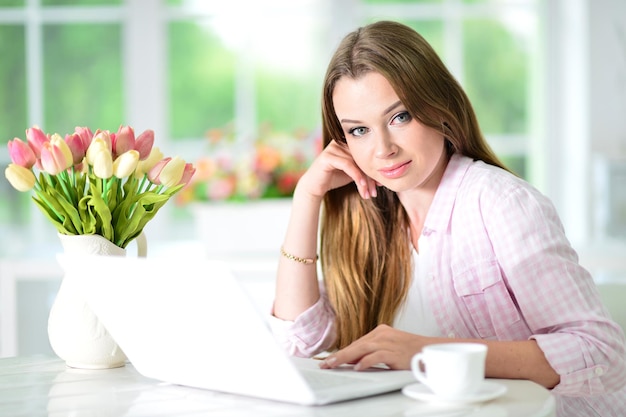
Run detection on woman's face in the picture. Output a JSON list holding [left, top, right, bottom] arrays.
[[332, 71, 446, 194]]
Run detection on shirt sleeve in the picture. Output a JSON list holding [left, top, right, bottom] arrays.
[[268, 283, 337, 358], [486, 183, 626, 396]]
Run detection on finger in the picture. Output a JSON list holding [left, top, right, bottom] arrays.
[[331, 159, 373, 199], [325, 143, 374, 199], [354, 350, 401, 371], [319, 340, 372, 369]]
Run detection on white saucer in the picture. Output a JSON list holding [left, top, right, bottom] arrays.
[[402, 381, 507, 404]]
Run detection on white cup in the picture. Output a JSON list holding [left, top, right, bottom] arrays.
[[411, 343, 487, 400]]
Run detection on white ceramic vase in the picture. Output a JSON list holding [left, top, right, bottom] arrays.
[[48, 233, 147, 369]]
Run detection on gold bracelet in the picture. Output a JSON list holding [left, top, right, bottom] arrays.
[[280, 246, 318, 265]]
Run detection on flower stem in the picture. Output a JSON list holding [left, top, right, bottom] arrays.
[[102, 177, 110, 205], [57, 170, 76, 206]]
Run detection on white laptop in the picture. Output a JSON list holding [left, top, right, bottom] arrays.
[[60, 254, 416, 405]]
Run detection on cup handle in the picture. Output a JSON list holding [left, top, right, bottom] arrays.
[[135, 232, 148, 258], [411, 353, 429, 386]]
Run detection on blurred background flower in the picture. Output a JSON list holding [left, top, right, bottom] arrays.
[[178, 123, 320, 203]]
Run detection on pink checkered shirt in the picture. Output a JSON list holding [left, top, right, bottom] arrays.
[[269, 154, 626, 416]]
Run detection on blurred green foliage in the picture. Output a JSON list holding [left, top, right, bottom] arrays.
[[43, 24, 123, 135], [168, 21, 236, 138], [0, 25, 27, 142], [464, 19, 528, 134], [42, 0, 121, 5]]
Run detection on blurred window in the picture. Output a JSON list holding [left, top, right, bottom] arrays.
[[0, 0, 537, 241]]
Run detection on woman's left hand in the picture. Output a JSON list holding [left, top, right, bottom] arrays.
[[319, 324, 426, 371]]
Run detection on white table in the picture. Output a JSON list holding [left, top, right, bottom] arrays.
[[0, 356, 555, 417]]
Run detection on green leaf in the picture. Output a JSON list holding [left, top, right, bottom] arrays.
[[45, 186, 84, 234], [78, 196, 97, 235], [113, 191, 171, 248], [31, 195, 74, 235], [33, 194, 77, 235], [88, 180, 114, 241]]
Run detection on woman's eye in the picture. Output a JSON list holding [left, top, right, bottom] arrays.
[[348, 127, 368, 137], [392, 111, 411, 125]]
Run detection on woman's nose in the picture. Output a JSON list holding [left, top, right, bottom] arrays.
[[375, 132, 397, 158]]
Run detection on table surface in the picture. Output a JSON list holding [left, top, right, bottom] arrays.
[[0, 356, 556, 417]]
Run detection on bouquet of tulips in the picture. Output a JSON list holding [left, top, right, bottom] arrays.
[[4, 125, 195, 248]]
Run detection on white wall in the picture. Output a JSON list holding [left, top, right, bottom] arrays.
[[539, 0, 626, 282], [589, 0, 626, 157]]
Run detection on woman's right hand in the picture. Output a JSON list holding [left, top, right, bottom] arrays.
[[296, 141, 378, 200]]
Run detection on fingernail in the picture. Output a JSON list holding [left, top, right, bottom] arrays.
[[322, 357, 337, 368]]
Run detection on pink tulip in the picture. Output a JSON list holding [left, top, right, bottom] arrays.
[[40, 141, 69, 175], [179, 163, 196, 186], [25, 126, 49, 158], [7, 138, 36, 168], [74, 126, 94, 150], [147, 157, 169, 185], [50, 134, 73, 170], [148, 156, 186, 187], [113, 125, 135, 157], [65, 133, 88, 164], [135, 129, 154, 160], [92, 130, 112, 153]]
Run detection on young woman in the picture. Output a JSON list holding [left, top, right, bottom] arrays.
[[270, 20, 626, 416]]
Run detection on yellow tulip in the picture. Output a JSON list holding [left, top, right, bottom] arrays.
[[50, 134, 73, 170], [159, 156, 186, 187], [113, 150, 139, 178], [85, 138, 111, 167], [134, 146, 163, 178], [5, 163, 36, 192], [92, 148, 113, 179]]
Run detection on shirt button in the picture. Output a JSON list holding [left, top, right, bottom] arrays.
[[595, 367, 604, 376]]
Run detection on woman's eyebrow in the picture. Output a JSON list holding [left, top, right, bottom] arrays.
[[340, 100, 404, 124], [383, 100, 403, 116]]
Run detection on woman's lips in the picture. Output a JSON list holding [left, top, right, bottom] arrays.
[[379, 161, 411, 179]]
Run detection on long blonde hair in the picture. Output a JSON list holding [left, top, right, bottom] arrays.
[[320, 21, 508, 350]]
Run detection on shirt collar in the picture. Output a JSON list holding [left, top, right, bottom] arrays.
[[422, 153, 472, 235]]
